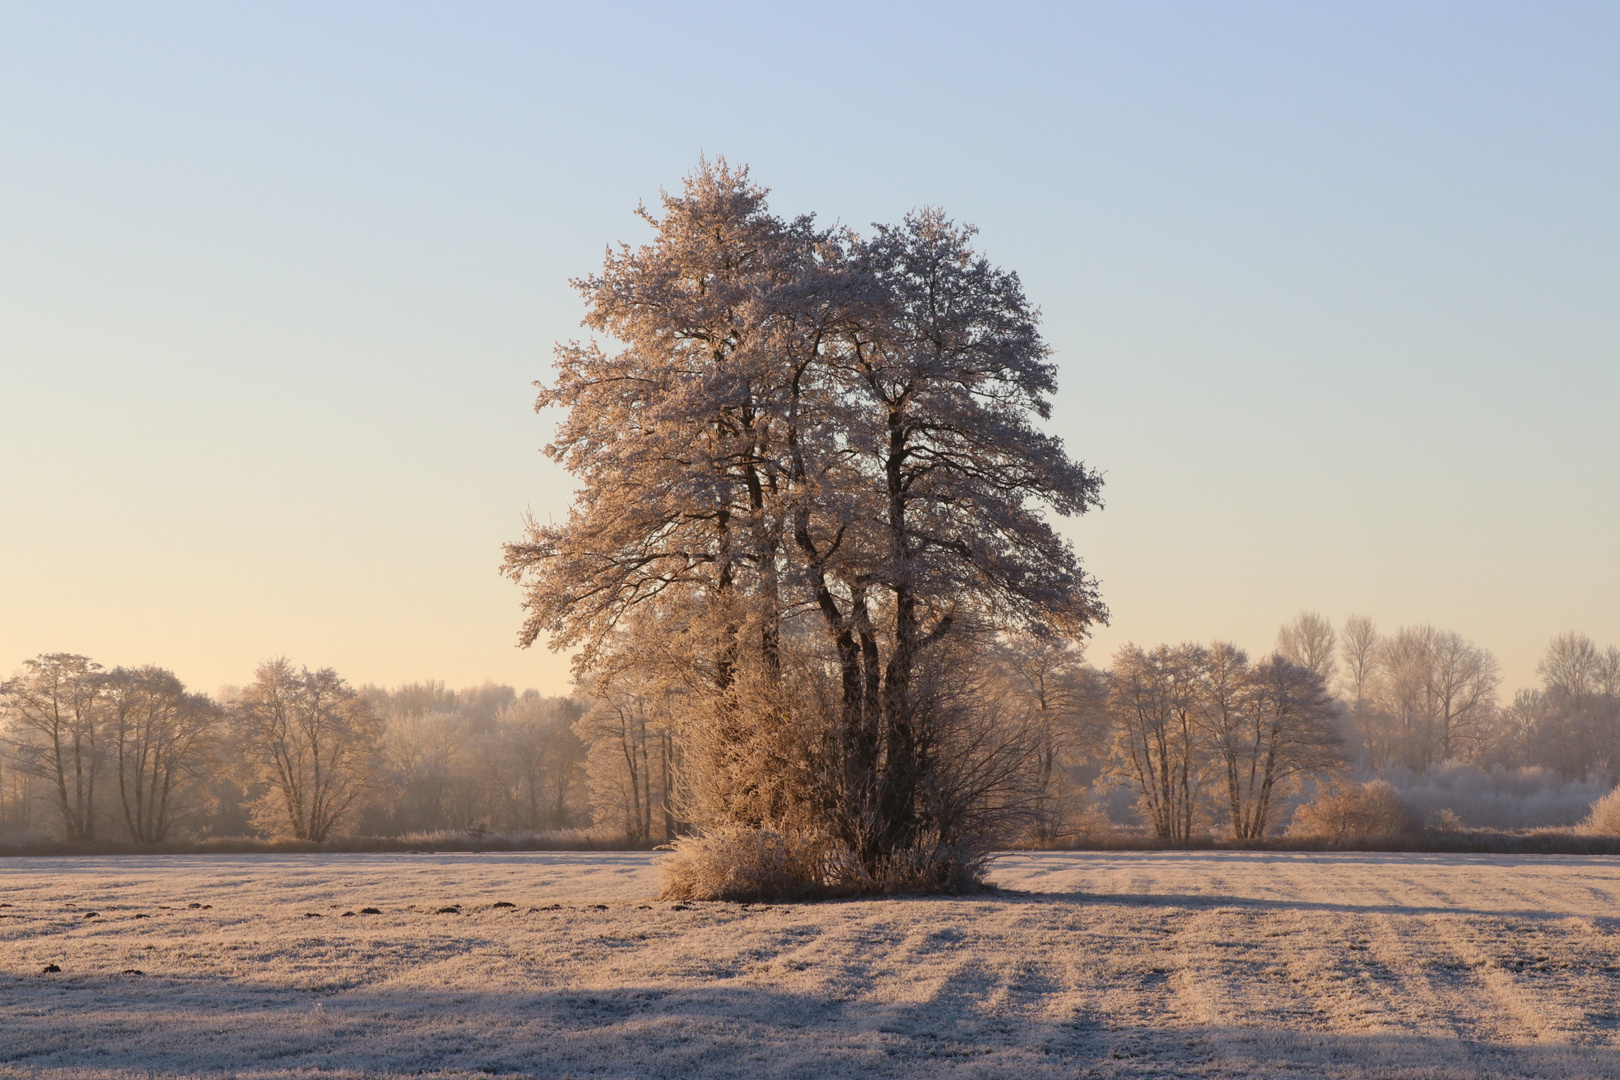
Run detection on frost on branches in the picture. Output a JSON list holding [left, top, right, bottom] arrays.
[[503, 159, 1105, 895]]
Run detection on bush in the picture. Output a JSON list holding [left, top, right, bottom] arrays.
[[1581, 786, 1620, 835], [1428, 808, 1465, 832], [657, 827, 823, 902], [1287, 780, 1418, 844]]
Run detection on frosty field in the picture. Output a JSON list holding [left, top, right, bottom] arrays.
[[4, 852, 1620, 1078]]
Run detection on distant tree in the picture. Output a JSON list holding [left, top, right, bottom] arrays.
[[103, 666, 219, 844], [1276, 611, 1338, 686], [1530, 633, 1620, 780], [1424, 630, 1499, 763], [372, 701, 464, 833], [1108, 644, 1207, 845], [1222, 654, 1343, 839], [1338, 615, 1381, 705], [576, 655, 678, 844], [1, 654, 106, 841], [1478, 687, 1548, 771], [236, 659, 381, 841], [495, 694, 588, 831], [992, 635, 1107, 844], [457, 682, 519, 733], [1365, 626, 1501, 771]]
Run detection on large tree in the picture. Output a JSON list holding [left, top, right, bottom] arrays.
[[504, 161, 1105, 887]]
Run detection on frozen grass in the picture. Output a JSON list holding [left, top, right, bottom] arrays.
[[4, 851, 1620, 1078]]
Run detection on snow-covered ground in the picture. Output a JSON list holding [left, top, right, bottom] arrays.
[[4, 851, 1620, 1078]]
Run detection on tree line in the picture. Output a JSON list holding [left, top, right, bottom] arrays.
[[2, 621, 1613, 847], [0, 655, 589, 845]]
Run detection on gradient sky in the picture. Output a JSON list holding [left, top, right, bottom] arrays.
[[2, 2, 1616, 698]]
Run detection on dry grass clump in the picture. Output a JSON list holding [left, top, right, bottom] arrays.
[[657, 826, 995, 901], [1580, 786, 1620, 835], [657, 827, 825, 902], [824, 837, 992, 896], [1287, 780, 1418, 845]]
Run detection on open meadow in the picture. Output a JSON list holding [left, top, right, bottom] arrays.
[[3, 852, 1620, 1078]]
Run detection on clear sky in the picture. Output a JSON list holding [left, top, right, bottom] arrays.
[[2, 1, 1616, 698]]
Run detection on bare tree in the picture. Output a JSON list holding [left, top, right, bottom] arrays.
[[1223, 654, 1343, 838], [374, 707, 464, 833], [103, 666, 218, 844], [992, 634, 1107, 844], [1108, 644, 1206, 845], [1366, 626, 1500, 771], [1, 654, 105, 841], [1425, 631, 1499, 763], [236, 659, 381, 841], [1192, 642, 1253, 834], [1531, 633, 1620, 779], [1188, 644, 1344, 840], [1277, 611, 1338, 686], [1479, 687, 1548, 771], [1539, 632, 1603, 698], [1378, 626, 1439, 770], [1338, 615, 1381, 705], [577, 663, 664, 844]]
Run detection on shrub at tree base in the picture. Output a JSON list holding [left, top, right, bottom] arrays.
[[658, 826, 993, 902], [1581, 786, 1620, 835], [657, 827, 823, 902], [1287, 780, 1418, 844]]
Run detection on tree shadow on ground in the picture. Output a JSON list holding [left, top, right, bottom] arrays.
[[2, 977, 1617, 1079], [976, 885, 1619, 924]]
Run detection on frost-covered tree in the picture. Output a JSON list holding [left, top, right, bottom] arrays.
[[991, 634, 1107, 844], [1, 654, 106, 841], [1107, 642, 1342, 843], [1108, 644, 1207, 845], [236, 660, 381, 841], [1277, 611, 1338, 686], [1215, 653, 1342, 839], [1338, 614, 1381, 706], [575, 647, 682, 844], [494, 694, 588, 832], [1529, 633, 1620, 779], [1364, 626, 1499, 771], [103, 666, 219, 844], [504, 160, 1105, 889]]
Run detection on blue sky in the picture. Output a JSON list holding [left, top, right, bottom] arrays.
[[2, 1, 1616, 695]]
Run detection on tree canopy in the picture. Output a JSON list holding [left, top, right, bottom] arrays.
[[505, 160, 1105, 889]]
